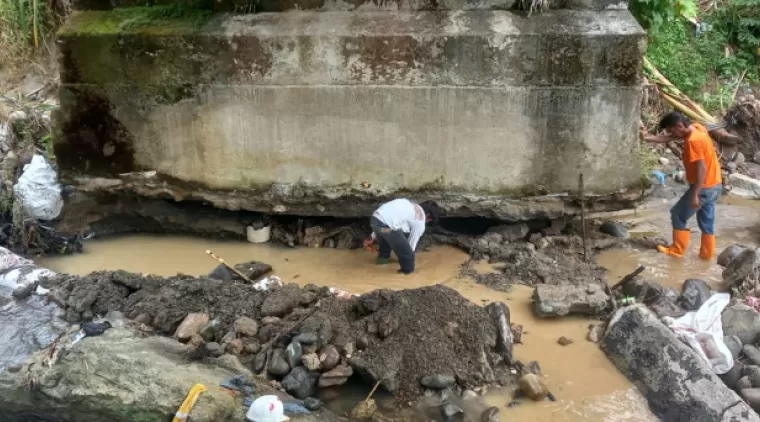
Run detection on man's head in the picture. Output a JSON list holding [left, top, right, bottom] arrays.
[[659, 111, 693, 139], [420, 201, 440, 224]]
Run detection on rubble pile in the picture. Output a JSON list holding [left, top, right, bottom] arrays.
[[42, 269, 519, 411], [726, 95, 760, 160]]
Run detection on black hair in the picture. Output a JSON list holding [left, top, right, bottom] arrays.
[[659, 111, 691, 131], [420, 201, 441, 225]]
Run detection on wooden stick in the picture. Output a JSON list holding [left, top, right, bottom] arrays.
[[579, 174, 587, 262], [205, 250, 252, 283], [610, 265, 646, 291], [363, 380, 382, 404]]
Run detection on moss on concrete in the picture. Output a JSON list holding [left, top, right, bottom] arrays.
[[58, 5, 213, 37]]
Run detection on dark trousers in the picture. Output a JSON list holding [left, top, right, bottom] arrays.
[[371, 216, 415, 273]]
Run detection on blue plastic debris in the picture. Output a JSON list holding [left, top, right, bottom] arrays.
[[651, 170, 666, 185], [283, 403, 311, 414]]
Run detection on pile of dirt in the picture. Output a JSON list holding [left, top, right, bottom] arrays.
[[726, 95, 760, 158], [42, 271, 509, 404]]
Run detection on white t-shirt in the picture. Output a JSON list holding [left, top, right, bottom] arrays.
[[371, 198, 426, 251]]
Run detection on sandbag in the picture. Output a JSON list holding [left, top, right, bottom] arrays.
[[13, 154, 63, 221]]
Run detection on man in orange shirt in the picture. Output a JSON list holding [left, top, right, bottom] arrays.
[[641, 112, 722, 260]]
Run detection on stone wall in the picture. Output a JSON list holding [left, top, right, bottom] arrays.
[[54, 4, 646, 219]]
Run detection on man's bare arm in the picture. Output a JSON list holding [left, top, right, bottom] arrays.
[[642, 134, 675, 144]]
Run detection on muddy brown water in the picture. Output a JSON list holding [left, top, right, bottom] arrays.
[[38, 235, 655, 421]]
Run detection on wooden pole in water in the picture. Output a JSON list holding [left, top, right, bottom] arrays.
[[579, 174, 588, 262], [204, 250, 252, 283]]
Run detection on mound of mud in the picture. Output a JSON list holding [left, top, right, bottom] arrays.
[[43, 272, 508, 404], [726, 95, 760, 157]]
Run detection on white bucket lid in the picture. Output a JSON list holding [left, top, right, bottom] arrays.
[[246, 395, 290, 422]]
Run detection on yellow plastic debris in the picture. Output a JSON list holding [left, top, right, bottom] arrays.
[[172, 383, 207, 422]]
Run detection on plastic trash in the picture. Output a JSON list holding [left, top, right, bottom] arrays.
[[247, 225, 271, 243], [246, 395, 289, 422], [252, 276, 283, 292], [13, 154, 63, 220], [651, 170, 666, 185], [282, 402, 310, 414], [329, 287, 358, 299]]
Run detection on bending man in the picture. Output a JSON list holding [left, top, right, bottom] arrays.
[[364, 199, 439, 274], [641, 112, 722, 260]]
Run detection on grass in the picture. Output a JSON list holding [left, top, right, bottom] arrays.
[[646, 16, 759, 114], [0, 0, 67, 69], [59, 5, 213, 36]]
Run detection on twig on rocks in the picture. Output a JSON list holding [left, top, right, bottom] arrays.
[[610, 265, 646, 291]]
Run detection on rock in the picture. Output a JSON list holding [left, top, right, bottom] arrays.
[[261, 316, 281, 325], [485, 302, 513, 365], [742, 389, 760, 412], [303, 397, 323, 411], [0, 326, 250, 422], [350, 398, 377, 420], [299, 291, 318, 306], [232, 261, 273, 280], [486, 223, 529, 241], [253, 350, 269, 373], [9, 110, 27, 122], [134, 313, 152, 325], [532, 284, 609, 317], [481, 407, 500, 422], [233, 317, 258, 337], [11, 283, 36, 300], [302, 353, 321, 371], [718, 244, 747, 267], [747, 345, 760, 366], [226, 339, 244, 355], [599, 221, 628, 238], [587, 323, 605, 343], [725, 335, 744, 359], [729, 173, 760, 199], [205, 342, 224, 357], [679, 279, 712, 311], [727, 162, 739, 172], [260, 284, 302, 317], [356, 335, 369, 350], [318, 364, 353, 388], [441, 403, 465, 421], [518, 373, 548, 401], [269, 350, 291, 377], [735, 152, 747, 165], [748, 366, 760, 387], [285, 340, 303, 369], [722, 304, 760, 345], [244, 340, 261, 354], [557, 336, 573, 346], [723, 248, 760, 289], [738, 376, 753, 390], [754, 150, 760, 165], [7, 364, 22, 373], [281, 366, 319, 399], [658, 157, 670, 166], [719, 361, 744, 390], [602, 304, 760, 421], [358, 290, 392, 316], [198, 318, 222, 343], [319, 345, 340, 371], [295, 332, 319, 345], [527, 361, 542, 375], [207, 264, 233, 282], [220, 331, 236, 344], [421, 374, 456, 390], [462, 390, 478, 400]]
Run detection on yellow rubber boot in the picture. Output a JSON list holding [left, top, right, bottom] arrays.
[[699, 234, 715, 260], [656, 229, 690, 258]]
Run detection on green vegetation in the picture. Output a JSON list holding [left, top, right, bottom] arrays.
[[0, 0, 66, 64], [632, 0, 759, 114], [59, 5, 213, 36]]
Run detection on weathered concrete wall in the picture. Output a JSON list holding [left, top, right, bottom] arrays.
[[54, 7, 646, 219]]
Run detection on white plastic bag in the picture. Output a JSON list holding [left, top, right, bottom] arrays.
[[13, 154, 63, 220], [252, 276, 283, 291], [663, 293, 733, 374]]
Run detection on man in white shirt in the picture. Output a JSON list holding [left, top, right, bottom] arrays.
[[363, 199, 439, 275]]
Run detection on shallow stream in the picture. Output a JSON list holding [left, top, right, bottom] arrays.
[[24, 197, 760, 421]]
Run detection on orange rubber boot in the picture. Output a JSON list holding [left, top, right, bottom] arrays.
[[656, 229, 690, 258], [699, 234, 715, 260]]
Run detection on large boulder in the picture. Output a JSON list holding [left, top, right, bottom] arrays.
[[532, 284, 609, 317], [723, 248, 760, 290], [602, 305, 760, 421], [719, 244, 748, 267], [0, 321, 338, 422], [723, 304, 760, 346]]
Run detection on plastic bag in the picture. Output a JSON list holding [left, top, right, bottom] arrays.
[[13, 154, 63, 220]]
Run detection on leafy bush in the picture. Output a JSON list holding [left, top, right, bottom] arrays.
[[629, 0, 697, 35], [0, 0, 67, 62]]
